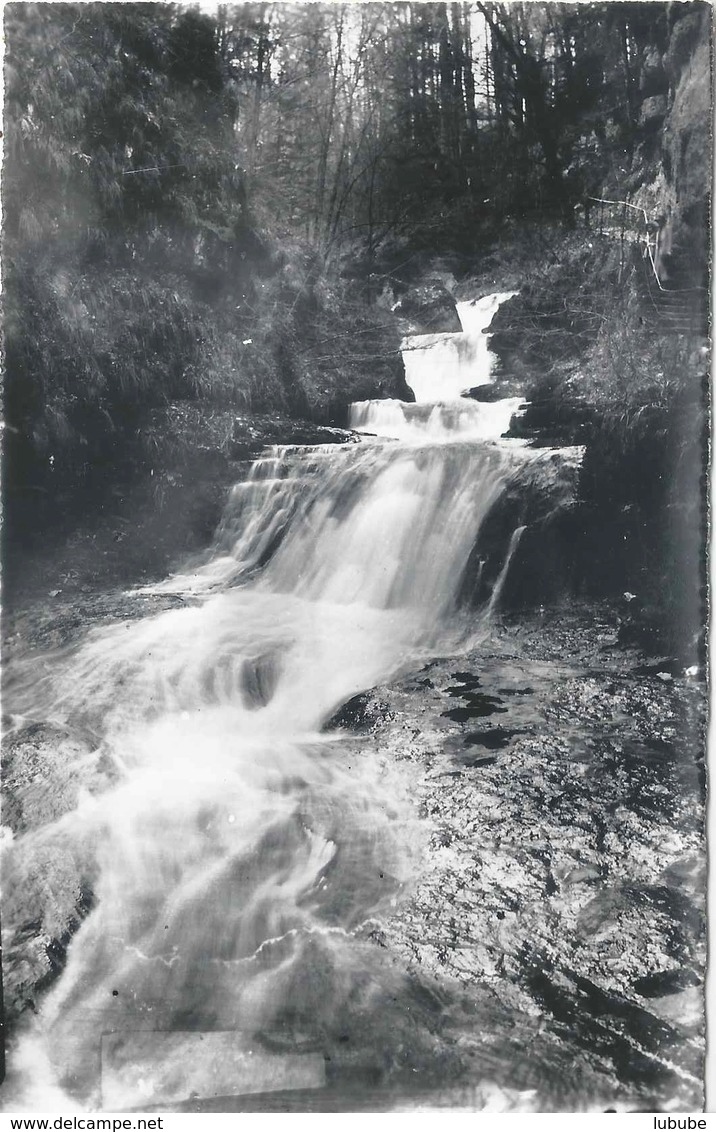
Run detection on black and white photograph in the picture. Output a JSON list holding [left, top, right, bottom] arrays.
[[0, 0, 710, 1115]]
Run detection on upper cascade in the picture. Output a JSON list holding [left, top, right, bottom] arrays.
[[351, 290, 519, 442], [401, 290, 516, 404], [455, 291, 518, 336]]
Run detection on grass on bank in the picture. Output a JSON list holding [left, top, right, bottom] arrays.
[[486, 226, 708, 660]]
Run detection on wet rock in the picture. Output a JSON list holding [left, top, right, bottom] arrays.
[[2, 723, 108, 834], [448, 672, 482, 689], [2, 723, 109, 1024], [395, 276, 462, 333], [466, 383, 516, 403], [441, 694, 508, 723], [561, 864, 602, 887], [462, 728, 519, 750], [232, 414, 361, 457], [459, 447, 584, 611], [4, 590, 190, 662], [640, 94, 668, 128], [4, 863, 96, 1024], [643, 986, 703, 1031], [461, 754, 499, 768], [632, 967, 701, 998], [333, 606, 705, 1109], [325, 692, 394, 733]]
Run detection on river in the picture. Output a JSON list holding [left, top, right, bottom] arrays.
[[1, 293, 704, 1112]]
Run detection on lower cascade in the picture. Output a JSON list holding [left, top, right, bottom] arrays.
[[4, 293, 569, 1109]]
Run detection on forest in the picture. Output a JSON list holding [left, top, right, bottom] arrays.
[[4, 12, 706, 431]]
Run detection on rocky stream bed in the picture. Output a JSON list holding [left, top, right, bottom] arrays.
[[327, 607, 706, 1111], [2, 581, 706, 1111]]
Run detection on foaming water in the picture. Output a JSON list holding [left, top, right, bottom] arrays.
[[4, 292, 535, 1110], [455, 292, 517, 337], [349, 398, 524, 443], [401, 291, 516, 403]]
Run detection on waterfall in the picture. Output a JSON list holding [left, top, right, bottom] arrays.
[[399, 290, 516, 404], [348, 398, 524, 443], [3, 292, 531, 1111], [350, 289, 519, 442]]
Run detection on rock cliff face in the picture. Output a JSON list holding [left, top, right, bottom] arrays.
[[630, 3, 711, 289]]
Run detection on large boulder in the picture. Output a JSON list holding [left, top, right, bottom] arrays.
[[394, 273, 462, 333], [2, 723, 102, 1023], [640, 94, 668, 129], [639, 44, 669, 97]]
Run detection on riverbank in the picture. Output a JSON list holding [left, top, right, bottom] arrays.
[[326, 605, 705, 1111], [2, 414, 364, 610]]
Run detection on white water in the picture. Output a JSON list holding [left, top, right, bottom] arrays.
[[399, 290, 516, 404], [351, 289, 520, 444], [3, 292, 530, 1110], [348, 398, 524, 443]]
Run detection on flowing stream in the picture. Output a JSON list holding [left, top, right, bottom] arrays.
[[4, 292, 542, 1110]]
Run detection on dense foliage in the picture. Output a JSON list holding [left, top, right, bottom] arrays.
[[3, 3, 404, 491], [5, 5, 250, 486], [6, 1, 695, 487]]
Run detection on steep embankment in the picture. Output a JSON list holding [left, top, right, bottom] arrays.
[[628, 3, 711, 290], [4, 5, 415, 595], [456, 4, 710, 660], [3, 258, 410, 605]]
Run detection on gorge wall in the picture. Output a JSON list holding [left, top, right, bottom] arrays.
[[627, 2, 711, 287]]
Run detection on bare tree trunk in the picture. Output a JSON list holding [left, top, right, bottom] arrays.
[[314, 9, 344, 241]]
